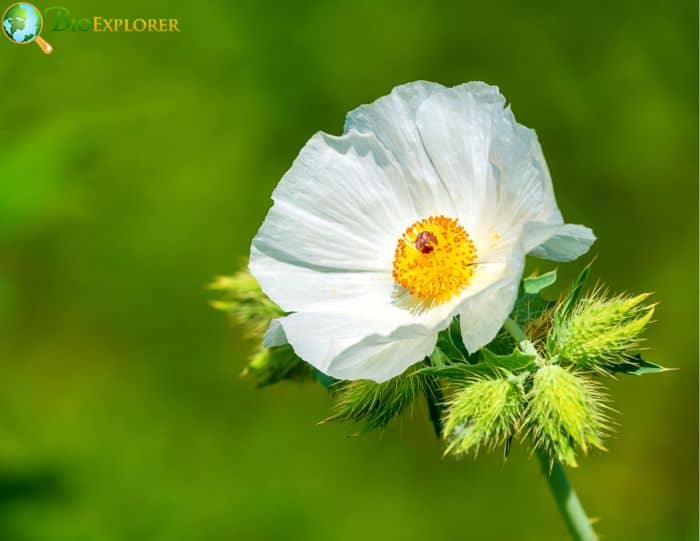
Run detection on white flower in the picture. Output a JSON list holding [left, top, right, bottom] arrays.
[[250, 81, 595, 382]]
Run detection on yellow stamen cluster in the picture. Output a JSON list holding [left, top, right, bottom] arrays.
[[392, 215, 477, 303]]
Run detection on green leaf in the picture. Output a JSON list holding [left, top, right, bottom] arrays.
[[421, 362, 494, 380], [511, 270, 558, 325], [512, 292, 555, 325], [422, 347, 536, 381], [481, 347, 537, 373], [429, 346, 451, 368], [558, 262, 592, 319], [523, 270, 557, 295], [609, 354, 674, 376], [435, 317, 471, 362], [482, 329, 518, 355]]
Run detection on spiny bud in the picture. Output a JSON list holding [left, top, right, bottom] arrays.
[[209, 269, 283, 338], [548, 290, 654, 370], [443, 375, 524, 457], [323, 365, 428, 431], [527, 364, 609, 467], [243, 345, 311, 387]]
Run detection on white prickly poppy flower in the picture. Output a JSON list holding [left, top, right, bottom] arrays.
[[250, 81, 595, 382]]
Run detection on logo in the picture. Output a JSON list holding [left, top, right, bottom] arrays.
[[46, 8, 181, 33], [2, 2, 53, 54], [3, 4, 181, 54]]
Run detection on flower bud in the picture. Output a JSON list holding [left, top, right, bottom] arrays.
[[548, 291, 654, 370], [527, 364, 609, 467], [209, 269, 283, 338], [324, 365, 428, 431], [443, 376, 524, 457], [244, 345, 311, 387]]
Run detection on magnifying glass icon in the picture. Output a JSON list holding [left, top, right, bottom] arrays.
[[2, 2, 53, 54]]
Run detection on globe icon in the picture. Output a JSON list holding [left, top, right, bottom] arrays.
[[2, 2, 52, 53], [2, 2, 42, 43]]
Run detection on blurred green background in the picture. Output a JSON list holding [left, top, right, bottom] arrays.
[[0, 0, 697, 539]]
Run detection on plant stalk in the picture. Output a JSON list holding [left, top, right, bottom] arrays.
[[502, 317, 598, 541], [537, 451, 599, 541], [503, 317, 528, 343]]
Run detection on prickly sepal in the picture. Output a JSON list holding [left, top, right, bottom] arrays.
[[443, 374, 525, 457], [209, 270, 283, 338], [210, 270, 309, 386], [323, 364, 430, 431], [527, 363, 609, 467], [244, 345, 312, 387]]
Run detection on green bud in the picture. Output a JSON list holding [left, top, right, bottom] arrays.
[[244, 345, 311, 387], [527, 364, 609, 467], [443, 375, 524, 457], [209, 269, 283, 338], [548, 290, 654, 370], [324, 365, 429, 431]]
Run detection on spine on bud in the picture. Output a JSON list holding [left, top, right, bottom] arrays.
[[209, 270, 283, 338], [244, 345, 311, 387], [443, 375, 524, 457], [527, 364, 609, 467], [324, 365, 429, 431], [548, 291, 654, 370]]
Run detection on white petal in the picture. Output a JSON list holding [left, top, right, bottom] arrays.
[[527, 223, 596, 262], [345, 81, 457, 217], [262, 253, 514, 382], [484, 123, 557, 236], [262, 319, 287, 347], [251, 251, 390, 314], [250, 130, 415, 312], [250, 80, 596, 384], [326, 332, 437, 382], [268, 312, 438, 382], [459, 250, 525, 353], [414, 83, 511, 233], [414, 83, 568, 244]]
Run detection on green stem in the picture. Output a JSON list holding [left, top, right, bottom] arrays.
[[505, 317, 598, 541], [537, 451, 599, 541], [503, 317, 528, 343]]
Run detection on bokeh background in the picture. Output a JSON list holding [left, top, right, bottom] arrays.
[[0, 0, 697, 539]]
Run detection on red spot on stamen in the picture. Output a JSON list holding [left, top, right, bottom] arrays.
[[415, 231, 438, 254]]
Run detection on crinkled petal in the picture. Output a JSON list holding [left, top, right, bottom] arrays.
[[251, 253, 392, 314], [263, 319, 287, 348], [344, 81, 456, 217], [262, 247, 513, 381], [266, 312, 437, 382], [250, 81, 596, 382], [326, 332, 437, 382], [484, 123, 558, 235], [459, 249, 526, 352], [250, 130, 416, 312], [414, 83, 509, 234], [414, 83, 567, 241], [527, 223, 596, 262]]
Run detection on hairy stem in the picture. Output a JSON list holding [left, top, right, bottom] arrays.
[[504, 317, 598, 540], [504, 316, 598, 541], [538, 450, 599, 541], [503, 317, 528, 343]]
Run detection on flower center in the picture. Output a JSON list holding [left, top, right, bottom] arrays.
[[392, 215, 477, 303]]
